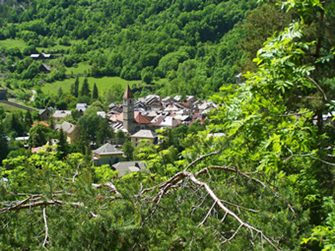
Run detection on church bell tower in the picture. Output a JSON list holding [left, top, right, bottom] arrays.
[[123, 85, 134, 133]]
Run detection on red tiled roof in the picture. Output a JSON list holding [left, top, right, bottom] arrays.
[[33, 121, 49, 127], [134, 112, 151, 124]]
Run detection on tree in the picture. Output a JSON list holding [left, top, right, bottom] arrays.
[[57, 87, 63, 98], [92, 82, 99, 99], [71, 77, 79, 97], [57, 129, 69, 159], [80, 78, 90, 97], [24, 110, 33, 131], [0, 124, 8, 162], [28, 124, 51, 147], [122, 140, 134, 160]]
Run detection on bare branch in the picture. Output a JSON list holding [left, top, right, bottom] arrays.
[[149, 171, 279, 250], [184, 150, 221, 171], [307, 76, 328, 101], [196, 166, 267, 188], [42, 207, 49, 249], [0, 199, 83, 214], [92, 182, 121, 196], [198, 201, 216, 226]]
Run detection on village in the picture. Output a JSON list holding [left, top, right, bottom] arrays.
[[12, 85, 217, 177]]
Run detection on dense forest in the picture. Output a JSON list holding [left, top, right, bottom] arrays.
[[0, 0, 335, 250], [0, 0, 290, 101]]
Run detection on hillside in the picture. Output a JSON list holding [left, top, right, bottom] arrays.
[[0, 0, 290, 101]]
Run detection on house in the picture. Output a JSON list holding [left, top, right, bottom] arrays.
[[97, 111, 106, 119], [159, 116, 180, 128], [52, 110, 72, 122], [15, 136, 29, 148], [55, 121, 78, 144], [112, 161, 146, 177], [40, 63, 51, 73], [38, 108, 52, 121], [93, 143, 124, 166], [30, 54, 40, 59], [130, 129, 156, 146], [76, 103, 88, 113], [30, 53, 52, 60]]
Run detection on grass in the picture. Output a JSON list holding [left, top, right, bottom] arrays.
[[41, 76, 142, 96], [0, 39, 27, 50], [0, 102, 27, 112], [66, 62, 91, 75]]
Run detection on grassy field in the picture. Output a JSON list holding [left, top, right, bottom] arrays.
[[66, 62, 91, 75], [41, 76, 142, 96], [0, 39, 27, 50], [0, 102, 27, 112]]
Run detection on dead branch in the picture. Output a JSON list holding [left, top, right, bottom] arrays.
[[0, 198, 83, 214], [184, 150, 221, 171], [196, 166, 266, 188], [220, 199, 259, 213], [150, 171, 279, 250], [198, 201, 216, 226], [92, 182, 121, 196], [42, 207, 49, 248], [307, 77, 328, 101]]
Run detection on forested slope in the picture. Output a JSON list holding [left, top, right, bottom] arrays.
[[0, 0, 290, 97]]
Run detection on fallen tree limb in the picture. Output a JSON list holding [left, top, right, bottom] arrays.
[[196, 166, 267, 188], [42, 207, 49, 249], [150, 171, 279, 250], [92, 182, 121, 196], [184, 150, 221, 171]]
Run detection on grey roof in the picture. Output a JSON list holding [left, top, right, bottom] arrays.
[[53, 110, 71, 119], [55, 121, 76, 134], [76, 103, 88, 112], [93, 143, 123, 155], [131, 129, 156, 139], [112, 161, 146, 177]]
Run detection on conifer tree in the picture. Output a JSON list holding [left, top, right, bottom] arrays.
[[57, 87, 63, 98], [57, 129, 69, 159], [0, 123, 8, 161], [92, 83, 99, 99], [80, 78, 90, 97], [71, 77, 79, 97], [24, 110, 33, 131]]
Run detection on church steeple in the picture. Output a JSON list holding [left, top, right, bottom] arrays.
[[123, 85, 134, 133], [123, 84, 132, 100]]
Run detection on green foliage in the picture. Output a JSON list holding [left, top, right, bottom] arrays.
[[28, 124, 52, 147], [80, 78, 90, 98], [92, 82, 99, 100], [302, 197, 335, 250]]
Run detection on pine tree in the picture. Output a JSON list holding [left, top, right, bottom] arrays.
[[92, 83, 99, 99], [57, 129, 69, 159], [57, 87, 63, 98], [0, 123, 8, 161], [80, 78, 90, 97], [71, 77, 79, 97], [24, 110, 33, 131]]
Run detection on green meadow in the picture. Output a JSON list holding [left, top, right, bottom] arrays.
[[0, 39, 27, 50], [41, 76, 142, 95], [65, 62, 91, 75]]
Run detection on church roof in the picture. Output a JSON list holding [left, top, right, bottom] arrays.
[[123, 85, 132, 99]]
